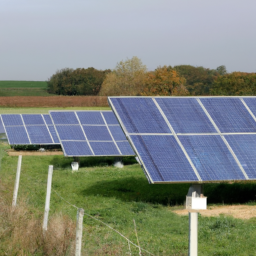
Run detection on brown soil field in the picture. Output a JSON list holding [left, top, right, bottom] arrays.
[[0, 96, 108, 107], [173, 205, 256, 219]]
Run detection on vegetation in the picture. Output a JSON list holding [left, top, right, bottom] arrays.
[[173, 65, 224, 95], [47, 68, 111, 96], [0, 81, 51, 96], [140, 66, 188, 96], [211, 72, 256, 95], [1, 141, 256, 255], [99, 56, 147, 96]]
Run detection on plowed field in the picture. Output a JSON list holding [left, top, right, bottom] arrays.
[[0, 96, 108, 107]]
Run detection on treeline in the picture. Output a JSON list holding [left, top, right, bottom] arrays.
[[47, 57, 256, 96]]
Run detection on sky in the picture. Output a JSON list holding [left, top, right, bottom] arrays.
[[1, 0, 256, 81]]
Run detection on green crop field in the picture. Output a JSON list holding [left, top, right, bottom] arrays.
[[0, 80, 53, 96]]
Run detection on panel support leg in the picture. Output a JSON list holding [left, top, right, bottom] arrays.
[[189, 212, 198, 256]]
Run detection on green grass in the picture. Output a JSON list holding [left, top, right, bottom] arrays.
[[0, 80, 52, 96], [1, 142, 256, 255], [0, 106, 111, 114]]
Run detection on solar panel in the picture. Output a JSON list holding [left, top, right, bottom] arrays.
[[49, 110, 135, 157], [0, 114, 60, 145], [200, 98, 256, 133], [109, 96, 256, 183]]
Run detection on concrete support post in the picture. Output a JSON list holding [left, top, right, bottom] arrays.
[[43, 165, 53, 232], [189, 212, 198, 256], [75, 208, 84, 256], [12, 155, 22, 207]]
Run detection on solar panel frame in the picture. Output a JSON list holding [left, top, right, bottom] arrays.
[[109, 96, 256, 184], [49, 110, 135, 157], [0, 114, 60, 145]]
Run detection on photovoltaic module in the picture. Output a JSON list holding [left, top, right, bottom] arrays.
[[109, 96, 256, 184]]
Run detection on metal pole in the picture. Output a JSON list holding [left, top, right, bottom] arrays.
[[75, 208, 84, 256], [43, 165, 53, 232], [12, 155, 22, 207], [188, 212, 198, 256]]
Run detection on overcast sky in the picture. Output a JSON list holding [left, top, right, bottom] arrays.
[[1, 0, 256, 81]]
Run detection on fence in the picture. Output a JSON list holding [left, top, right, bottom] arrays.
[[11, 156, 156, 256]]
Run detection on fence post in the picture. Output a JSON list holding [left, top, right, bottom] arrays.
[[75, 208, 84, 256], [12, 155, 22, 207], [43, 165, 53, 232]]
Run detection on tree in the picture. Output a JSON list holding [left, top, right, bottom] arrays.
[[211, 72, 256, 95], [47, 67, 110, 95], [174, 65, 220, 95], [216, 65, 227, 75], [99, 56, 147, 96], [140, 66, 188, 96]]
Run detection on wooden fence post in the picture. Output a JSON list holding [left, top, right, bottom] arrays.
[[12, 155, 22, 207], [75, 208, 85, 256], [43, 165, 53, 232]]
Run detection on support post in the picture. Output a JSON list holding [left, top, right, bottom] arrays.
[[43, 165, 53, 232], [12, 155, 22, 207], [189, 212, 198, 256], [75, 208, 84, 256]]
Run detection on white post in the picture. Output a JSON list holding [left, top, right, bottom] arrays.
[[12, 155, 22, 207], [75, 208, 84, 256], [189, 212, 198, 256], [43, 165, 53, 232]]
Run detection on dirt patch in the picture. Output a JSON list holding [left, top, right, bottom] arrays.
[[173, 205, 256, 219], [0, 96, 108, 107], [7, 150, 63, 156]]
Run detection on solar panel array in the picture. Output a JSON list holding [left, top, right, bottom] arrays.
[[49, 110, 135, 157], [109, 96, 256, 184], [0, 114, 60, 145]]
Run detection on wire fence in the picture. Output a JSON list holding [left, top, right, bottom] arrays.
[[15, 165, 156, 256]]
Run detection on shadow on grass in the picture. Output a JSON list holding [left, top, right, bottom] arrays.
[[82, 177, 256, 206], [81, 176, 190, 206], [50, 155, 137, 169]]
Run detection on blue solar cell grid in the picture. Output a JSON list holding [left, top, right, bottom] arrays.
[[156, 98, 217, 133], [50, 112, 79, 125], [108, 126, 127, 141], [76, 112, 105, 125], [23, 114, 45, 125], [5, 126, 30, 144], [179, 135, 246, 181], [62, 141, 93, 156], [130, 135, 198, 182], [225, 135, 256, 179], [116, 141, 135, 155], [109, 96, 256, 183], [50, 110, 135, 157], [55, 125, 85, 141], [47, 125, 60, 143], [1, 114, 23, 126], [26, 126, 53, 144], [83, 126, 112, 141], [1, 114, 58, 145], [110, 98, 171, 133], [102, 112, 119, 125], [90, 142, 120, 155], [200, 98, 256, 133], [43, 114, 53, 125]]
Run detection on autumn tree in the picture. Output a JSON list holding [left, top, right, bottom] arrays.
[[140, 66, 188, 96], [174, 65, 221, 95], [211, 72, 256, 95], [99, 56, 147, 96], [47, 67, 110, 95]]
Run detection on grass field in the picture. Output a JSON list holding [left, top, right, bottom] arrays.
[[0, 81, 52, 96], [1, 141, 256, 255]]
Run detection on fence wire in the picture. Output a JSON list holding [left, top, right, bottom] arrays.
[[18, 168, 156, 256]]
